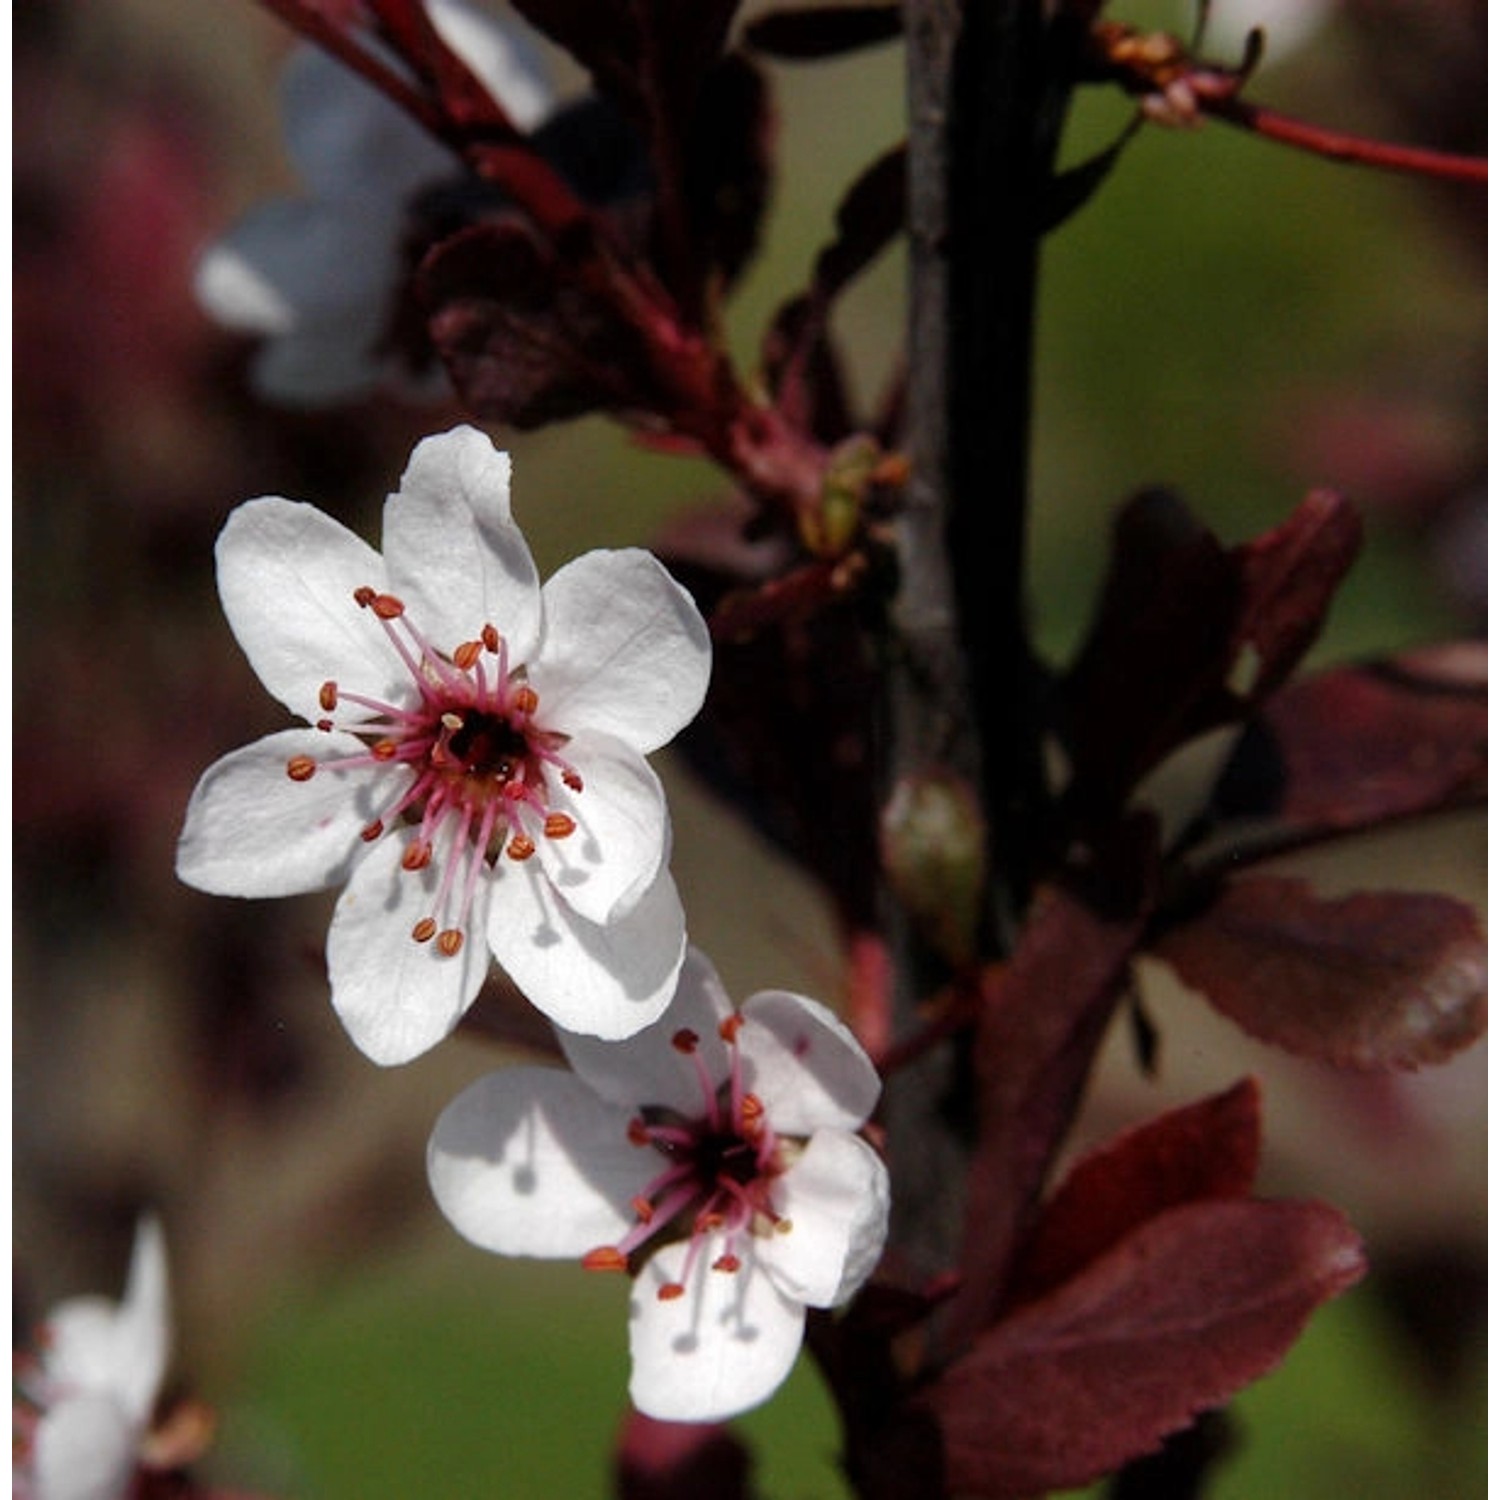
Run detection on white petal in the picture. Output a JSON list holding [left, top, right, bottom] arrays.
[[382, 427, 542, 658], [279, 41, 452, 198], [427, 1067, 643, 1258], [195, 197, 397, 332], [628, 1241, 807, 1422], [739, 991, 883, 1135], [176, 729, 380, 897], [31, 1391, 139, 1500], [428, 0, 554, 131], [529, 549, 711, 754], [326, 833, 491, 1064], [215, 497, 403, 723], [108, 1217, 170, 1424], [194, 234, 298, 337], [558, 947, 734, 1114], [532, 730, 668, 926], [487, 857, 685, 1040], [758, 1131, 890, 1308], [248, 319, 392, 405]]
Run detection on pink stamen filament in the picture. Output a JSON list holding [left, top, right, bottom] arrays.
[[591, 1023, 787, 1286], [290, 594, 593, 958]]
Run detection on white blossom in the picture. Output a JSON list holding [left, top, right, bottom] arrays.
[[427, 949, 890, 1422], [14, 1219, 170, 1500], [195, 0, 552, 404], [178, 425, 711, 1061]]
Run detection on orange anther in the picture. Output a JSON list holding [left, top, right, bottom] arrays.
[[513, 685, 539, 716], [583, 1247, 629, 1273], [286, 756, 317, 782], [402, 840, 432, 871], [671, 1028, 700, 1054], [360, 819, 384, 842], [453, 640, 482, 670], [627, 1118, 651, 1146], [353, 585, 377, 607], [631, 1196, 655, 1222], [371, 592, 405, 619], [657, 1283, 686, 1302], [481, 624, 501, 653], [316, 718, 334, 732], [712, 1254, 741, 1274], [506, 834, 536, 861], [437, 929, 464, 956], [544, 813, 576, 839], [412, 917, 437, 943], [718, 1015, 744, 1044], [740, 1094, 766, 1127], [319, 680, 338, 712], [562, 770, 584, 793], [372, 739, 398, 760]]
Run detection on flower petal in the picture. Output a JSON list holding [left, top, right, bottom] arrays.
[[109, 1217, 170, 1425], [176, 729, 380, 897], [428, 0, 553, 132], [427, 1067, 643, 1258], [758, 1130, 890, 1307], [215, 497, 403, 723], [487, 857, 685, 1040], [529, 549, 711, 754], [739, 991, 883, 1134], [195, 196, 398, 336], [533, 729, 668, 926], [558, 947, 735, 1114], [629, 1242, 807, 1422], [279, 41, 451, 198], [382, 426, 542, 658], [326, 834, 491, 1064], [31, 1390, 139, 1500]]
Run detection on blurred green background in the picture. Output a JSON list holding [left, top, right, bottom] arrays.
[[14, 1, 1484, 1496]]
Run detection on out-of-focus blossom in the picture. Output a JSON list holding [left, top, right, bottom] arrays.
[[178, 426, 711, 1061], [194, 0, 552, 404], [1186, 0, 1335, 63], [428, 949, 890, 1421], [14, 1219, 170, 1500]]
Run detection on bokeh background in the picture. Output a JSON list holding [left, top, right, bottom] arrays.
[[14, 0, 1485, 1495]]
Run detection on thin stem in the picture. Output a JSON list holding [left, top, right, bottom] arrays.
[[1207, 97, 1488, 183]]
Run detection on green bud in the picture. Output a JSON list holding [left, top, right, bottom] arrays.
[[880, 769, 987, 968]]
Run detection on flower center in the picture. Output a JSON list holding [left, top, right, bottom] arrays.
[[284, 586, 583, 956], [583, 1017, 790, 1299]]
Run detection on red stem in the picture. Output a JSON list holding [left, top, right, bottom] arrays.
[[1208, 96, 1487, 183], [255, 0, 445, 133]]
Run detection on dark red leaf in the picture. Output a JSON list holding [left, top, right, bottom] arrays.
[[512, 0, 739, 125], [1006, 1080, 1262, 1308], [1227, 487, 1363, 703], [661, 508, 885, 929], [943, 819, 1159, 1353], [1061, 489, 1361, 823], [1211, 642, 1487, 840], [419, 219, 662, 428], [929, 1198, 1365, 1497], [615, 1411, 755, 1500], [764, 145, 905, 426], [745, 4, 903, 59], [680, 53, 774, 290], [1154, 876, 1487, 1070], [1060, 488, 1241, 818]]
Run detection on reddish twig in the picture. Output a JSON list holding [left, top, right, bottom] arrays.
[[1206, 96, 1487, 184]]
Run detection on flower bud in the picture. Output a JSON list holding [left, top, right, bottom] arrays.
[[880, 768, 987, 967]]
